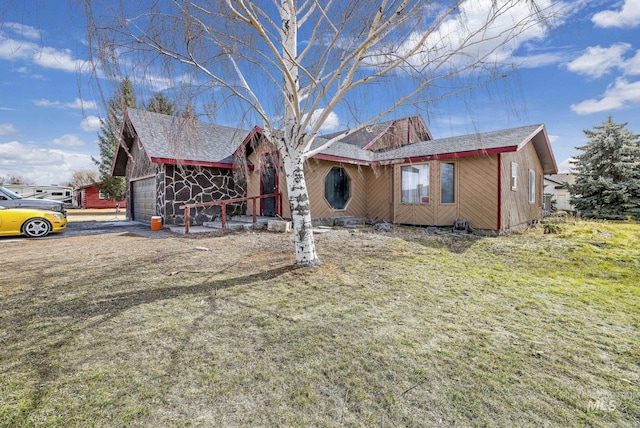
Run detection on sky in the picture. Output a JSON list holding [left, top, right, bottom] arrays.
[[1, 0, 640, 185]]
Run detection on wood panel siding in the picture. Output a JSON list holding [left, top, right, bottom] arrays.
[[458, 155, 499, 230], [128, 136, 157, 180], [366, 165, 393, 222], [500, 141, 544, 229], [305, 160, 368, 219]]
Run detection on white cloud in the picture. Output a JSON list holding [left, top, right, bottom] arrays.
[[547, 134, 559, 144], [34, 98, 98, 110], [566, 43, 631, 78], [592, 0, 640, 28], [65, 98, 99, 110], [571, 78, 640, 114], [50, 134, 87, 148], [33, 47, 90, 73], [623, 50, 640, 75], [0, 32, 90, 73], [3, 22, 41, 40], [304, 109, 341, 132], [80, 115, 102, 132], [375, 0, 567, 71], [34, 99, 60, 107], [0, 123, 19, 136], [557, 157, 575, 173], [0, 141, 95, 185]]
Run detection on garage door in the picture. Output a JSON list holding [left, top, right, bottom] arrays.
[[132, 178, 156, 223]]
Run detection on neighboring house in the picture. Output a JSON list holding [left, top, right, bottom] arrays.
[[74, 184, 127, 209], [115, 108, 557, 232], [544, 173, 576, 212]]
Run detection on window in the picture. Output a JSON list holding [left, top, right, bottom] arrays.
[[511, 163, 518, 190], [98, 191, 106, 199], [324, 167, 351, 209], [528, 169, 536, 203], [401, 164, 429, 204], [441, 162, 455, 204]]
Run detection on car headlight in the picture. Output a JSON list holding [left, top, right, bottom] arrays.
[[52, 212, 64, 220]]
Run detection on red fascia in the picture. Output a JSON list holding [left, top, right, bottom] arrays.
[[312, 153, 371, 166], [150, 157, 235, 169]]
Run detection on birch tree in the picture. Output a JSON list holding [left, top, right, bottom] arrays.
[[82, 0, 561, 266]]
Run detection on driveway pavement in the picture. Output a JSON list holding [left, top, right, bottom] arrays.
[[63, 220, 174, 239]]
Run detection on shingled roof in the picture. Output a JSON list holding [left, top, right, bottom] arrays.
[[113, 108, 250, 175], [114, 109, 557, 176], [313, 123, 557, 174]]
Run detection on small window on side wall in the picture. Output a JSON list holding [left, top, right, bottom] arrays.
[[324, 167, 351, 210], [441, 162, 455, 204], [98, 191, 106, 199], [401, 164, 429, 204], [511, 163, 518, 190], [528, 169, 536, 203]]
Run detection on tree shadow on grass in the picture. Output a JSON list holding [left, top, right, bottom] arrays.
[[46, 264, 300, 321], [0, 263, 300, 425]]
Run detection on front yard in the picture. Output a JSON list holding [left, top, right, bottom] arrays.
[[1, 219, 638, 426]]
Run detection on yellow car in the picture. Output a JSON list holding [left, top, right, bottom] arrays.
[[0, 206, 67, 238]]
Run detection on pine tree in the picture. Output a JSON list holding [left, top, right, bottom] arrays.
[[93, 78, 137, 200], [569, 117, 640, 220], [145, 92, 177, 115]]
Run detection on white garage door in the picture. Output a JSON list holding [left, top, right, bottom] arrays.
[[132, 178, 156, 223]]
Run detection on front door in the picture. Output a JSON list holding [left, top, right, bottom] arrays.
[[260, 161, 277, 216]]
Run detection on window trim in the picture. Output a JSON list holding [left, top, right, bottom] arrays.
[[401, 163, 430, 205], [511, 162, 518, 190], [440, 162, 456, 204], [323, 166, 352, 211]]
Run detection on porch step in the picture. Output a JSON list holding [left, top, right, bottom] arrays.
[[202, 216, 271, 230]]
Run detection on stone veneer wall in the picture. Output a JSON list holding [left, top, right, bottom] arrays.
[[161, 164, 246, 225]]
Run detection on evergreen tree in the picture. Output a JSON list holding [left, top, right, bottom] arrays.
[[145, 92, 177, 115], [93, 78, 137, 200], [569, 118, 640, 220]]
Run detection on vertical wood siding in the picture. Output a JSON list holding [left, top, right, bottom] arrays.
[[500, 141, 544, 229]]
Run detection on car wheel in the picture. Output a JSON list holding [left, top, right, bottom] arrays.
[[23, 218, 52, 238]]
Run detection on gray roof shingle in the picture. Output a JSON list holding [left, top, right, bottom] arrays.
[[118, 109, 555, 174], [125, 108, 250, 165]]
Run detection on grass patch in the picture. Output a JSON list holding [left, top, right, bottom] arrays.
[[1, 220, 638, 426]]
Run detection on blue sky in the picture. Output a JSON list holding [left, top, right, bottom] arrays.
[[1, 0, 640, 185]]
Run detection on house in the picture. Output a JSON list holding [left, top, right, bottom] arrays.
[[115, 108, 557, 232], [544, 173, 576, 212], [74, 183, 127, 209], [243, 118, 557, 231]]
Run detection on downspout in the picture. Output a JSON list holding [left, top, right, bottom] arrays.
[[497, 153, 502, 231]]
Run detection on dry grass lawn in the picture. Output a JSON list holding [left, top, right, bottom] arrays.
[[1, 218, 639, 427]]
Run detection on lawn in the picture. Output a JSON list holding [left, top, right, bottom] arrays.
[[1, 219, 638, 427]]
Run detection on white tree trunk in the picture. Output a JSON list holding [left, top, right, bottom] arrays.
[[281, 151, 320, 267]]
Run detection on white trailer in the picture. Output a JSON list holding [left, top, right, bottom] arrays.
[[3, 185, 74, 205]]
